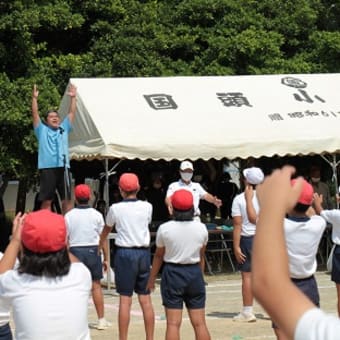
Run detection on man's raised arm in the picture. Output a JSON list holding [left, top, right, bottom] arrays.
[[67, 84, 77, 124], [31, 84, 40, 128]]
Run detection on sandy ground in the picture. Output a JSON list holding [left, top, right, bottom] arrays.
[[88, 269, 337, 340]]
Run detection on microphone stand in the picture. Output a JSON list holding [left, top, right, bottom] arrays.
[[60, 127, 71, 201]]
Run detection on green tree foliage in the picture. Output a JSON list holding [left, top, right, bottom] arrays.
[[1, 0, 340, 210]]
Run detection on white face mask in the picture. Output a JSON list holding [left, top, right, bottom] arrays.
[[311, 177, 320, 183], [180, 172, 193, 182]]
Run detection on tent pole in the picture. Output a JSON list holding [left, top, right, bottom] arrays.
[[320, 154, 340, 208], [104, 158, 112, 291], [103, 158, 123, 293], [104, 158, 109, 209], [102, 158, 123, 208]]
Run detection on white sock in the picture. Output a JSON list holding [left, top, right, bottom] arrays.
[[242, 306, 253, 315]]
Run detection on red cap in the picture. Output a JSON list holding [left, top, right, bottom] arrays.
[[21, 210, 67, 253], [291, 178, 314, 205], [74, 184, 90, 200], [171, 189, 193, 211], [119, 173, 140, 192]]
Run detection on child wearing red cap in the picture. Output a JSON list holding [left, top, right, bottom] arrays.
[[99, 173, 155, 340], [65, 184, 111, 330], [251, 167, 340, 340], [271, 178, 326, 340], [147, 189, 211, 340], [0, 210, 92, 340]]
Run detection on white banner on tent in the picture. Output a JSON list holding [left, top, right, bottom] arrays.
[[58, 74, 340, 160]]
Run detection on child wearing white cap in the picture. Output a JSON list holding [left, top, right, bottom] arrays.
[[314, 190, 340, 317], [232, 167, 264, 322]]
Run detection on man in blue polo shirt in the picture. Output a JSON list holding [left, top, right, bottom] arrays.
[[31, 83, 77, 214]]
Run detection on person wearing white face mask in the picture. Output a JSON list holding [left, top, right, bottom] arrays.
[[309, 165, 333, 209], [165, 161, 222, 220]]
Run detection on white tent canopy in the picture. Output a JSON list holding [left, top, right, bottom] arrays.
[[59, 74, 340, 161]]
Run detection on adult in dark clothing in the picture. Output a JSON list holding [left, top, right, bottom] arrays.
[[145, 175, 169, 229], [215, 172, 239, 220]]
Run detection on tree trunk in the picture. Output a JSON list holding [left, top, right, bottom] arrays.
[[16, 178, 27, 214]]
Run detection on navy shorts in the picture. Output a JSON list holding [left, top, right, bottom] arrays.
[[39, 167, 71, 201], [331, 245, 340, 283], [0, 323, 12, 340], [114, 247, 151, 297], [238, 236, 254, 272], [70, 246, 103, 281], [161, 263, 205, 310], [272, 275, 319, 328]]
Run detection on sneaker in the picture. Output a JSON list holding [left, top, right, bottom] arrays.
[[233, 312, 256, 322], [96, 318, 112, 330]]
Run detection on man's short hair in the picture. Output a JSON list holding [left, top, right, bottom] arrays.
[[44, 110, 60, 120]]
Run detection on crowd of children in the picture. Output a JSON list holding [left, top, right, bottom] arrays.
[[1, 161, 340, 339]]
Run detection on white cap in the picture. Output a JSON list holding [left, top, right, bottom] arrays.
[[180, 160, 194, 171], [243, 167, 264, 185]]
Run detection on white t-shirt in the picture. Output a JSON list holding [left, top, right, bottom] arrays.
[[0, 262, 91, 340], [65, 206, 105, 247], [156, 220, 208, 264], [320, 210, 340, 244], [284, 216, 326, 279], [295, 308, 340, 340], [0, 252, 10, 327], [106, 199, 152, 247], [231, 192, 259, 236], [166, 180, 207, 216]]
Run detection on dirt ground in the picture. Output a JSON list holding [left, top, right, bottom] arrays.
[[88, 269, 337, 340]]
